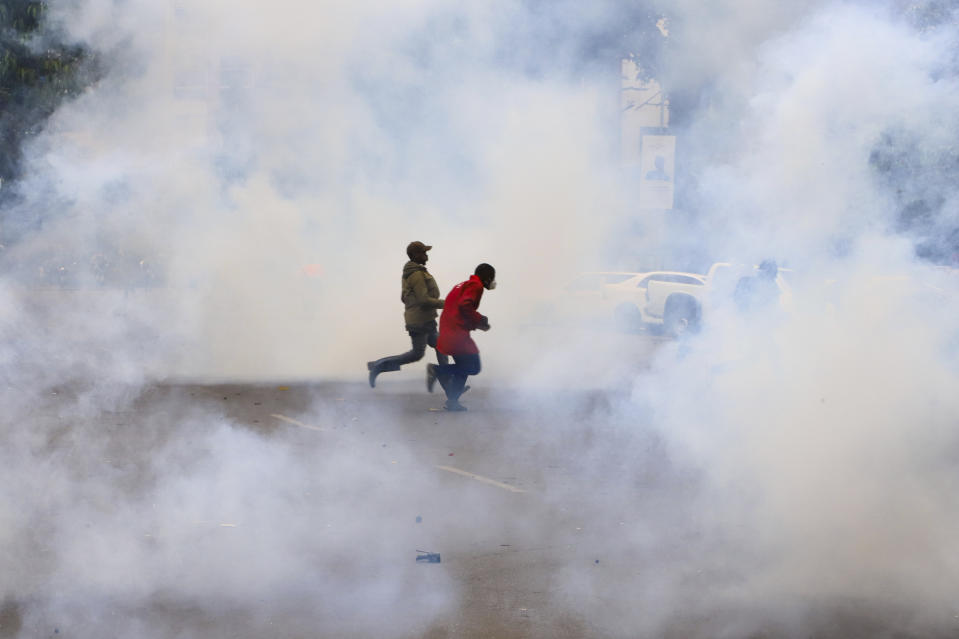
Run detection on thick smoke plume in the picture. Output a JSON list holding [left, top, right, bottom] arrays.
[[1, 0, 958, 637]]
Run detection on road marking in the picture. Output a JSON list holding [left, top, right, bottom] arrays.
[[437, 465, 526, 493], [270, 417, 527, 493], [271, 413, 325, 432]]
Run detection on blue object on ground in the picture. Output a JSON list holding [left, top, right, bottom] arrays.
[[416, 552, 441, 563]]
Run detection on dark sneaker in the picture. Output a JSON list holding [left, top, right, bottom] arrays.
[[444, 400, 467, 412], [367, 361, 378, 388], [426, 364, 438, 393]]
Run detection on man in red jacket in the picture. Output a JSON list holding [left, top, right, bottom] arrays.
[[428, 263, 496, 411]]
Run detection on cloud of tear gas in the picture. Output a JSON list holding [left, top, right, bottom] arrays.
[[6, 0, 959, 636], [0, 0, 652, 635], [538, 2, 959, 637], [0, 398, 460, 636], [673, 2, 958, 265], [0, 0, 632, 385]]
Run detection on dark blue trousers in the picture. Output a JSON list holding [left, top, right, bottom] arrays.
[[435, 353, 481, 402]]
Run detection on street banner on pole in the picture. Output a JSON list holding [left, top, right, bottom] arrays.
[[639, 134, 675, 210]]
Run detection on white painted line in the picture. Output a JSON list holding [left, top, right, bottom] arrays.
[[437, 465, 526, 493], [270, 417, 525, 493], [271, 413, 325, 432]]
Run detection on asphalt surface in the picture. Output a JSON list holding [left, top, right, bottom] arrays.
[[4, 382, 656, 638], [3, 328, 957, 638]]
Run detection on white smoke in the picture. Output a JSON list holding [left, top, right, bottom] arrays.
[[2, 0, 959, 637], [577, 2, 959, 636]]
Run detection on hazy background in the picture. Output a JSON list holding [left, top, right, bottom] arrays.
[[1, 0, 958, 636]]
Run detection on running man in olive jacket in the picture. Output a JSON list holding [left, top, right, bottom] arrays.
[[367, 241, 449, 388]]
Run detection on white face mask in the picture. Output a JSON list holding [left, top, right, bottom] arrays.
[[488, 280, 497, 290]]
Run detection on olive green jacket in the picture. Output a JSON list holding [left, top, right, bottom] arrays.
[[401, 261, 445, 326]]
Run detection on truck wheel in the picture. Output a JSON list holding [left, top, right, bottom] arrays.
[[614, 303, 642, 332], [663, 297, 699, 337]]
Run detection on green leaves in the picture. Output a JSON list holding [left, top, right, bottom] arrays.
[[0, 0, 93, 189], [1, 1, 45, 32]]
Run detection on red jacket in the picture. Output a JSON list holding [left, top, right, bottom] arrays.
[[437, 275, 487, 355]]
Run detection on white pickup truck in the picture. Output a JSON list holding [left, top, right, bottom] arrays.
[[605, 262, 790, 335]]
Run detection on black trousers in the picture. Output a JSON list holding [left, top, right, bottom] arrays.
[[435, 353, 481, 402], [371, 321, 448, 373]]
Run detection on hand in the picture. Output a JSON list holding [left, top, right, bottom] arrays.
[[478, 323, 491, 331]]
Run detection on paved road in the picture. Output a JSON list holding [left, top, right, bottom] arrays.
[[1, 321, 674, 639], [2, 329, 955, 638]]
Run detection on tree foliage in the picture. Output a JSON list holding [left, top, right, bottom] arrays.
[[0, 1, 93, 190]]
